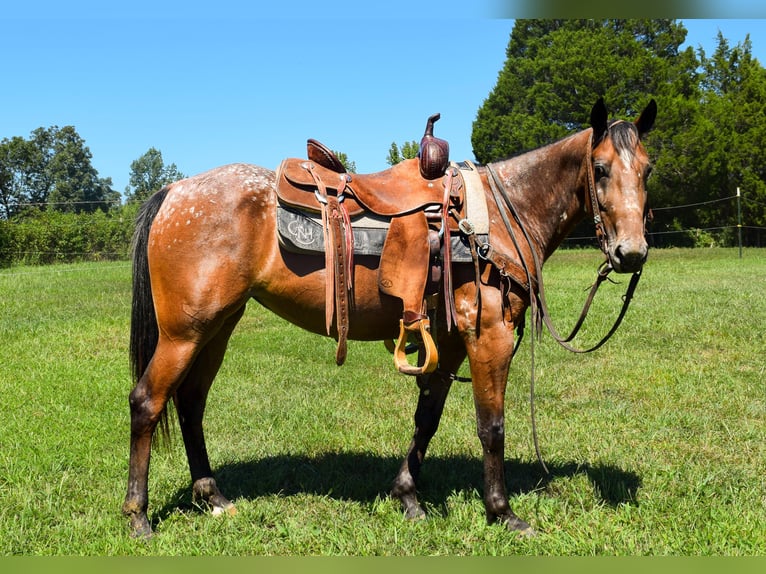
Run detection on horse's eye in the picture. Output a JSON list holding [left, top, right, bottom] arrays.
[[594, 164, 608, 181]]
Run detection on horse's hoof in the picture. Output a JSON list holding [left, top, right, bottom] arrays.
[[404, 505, 427, 521], [505, 516, 536, 538], [396, 492, 427, 521], [127, 513, 153, 540]]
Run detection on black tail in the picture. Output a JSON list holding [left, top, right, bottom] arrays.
[[129, 187, 169, 385]]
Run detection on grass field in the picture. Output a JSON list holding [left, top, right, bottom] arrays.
[[0, 248, 764, 555]]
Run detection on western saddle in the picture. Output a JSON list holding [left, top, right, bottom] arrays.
[[275, 114, 483, 375]]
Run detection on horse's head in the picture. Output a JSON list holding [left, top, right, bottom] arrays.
[[588, 98, 656, 273]]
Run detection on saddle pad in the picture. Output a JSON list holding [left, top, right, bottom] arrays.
[[277, 205, 484, 262], [455, 160, 489, 234]]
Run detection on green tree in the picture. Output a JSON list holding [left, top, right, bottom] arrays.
[[698, 34, 766, 243], [332, 150, 356, 173], [386, 140, 419, 166], [0, 126, 118, 216], [45, 126, 119, 212], [0, 136, 34, 218], [125, 147, 185, 202], [472, 19, 695, 163]]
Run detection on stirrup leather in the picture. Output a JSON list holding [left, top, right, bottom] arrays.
[[392, 317, 438, 376]]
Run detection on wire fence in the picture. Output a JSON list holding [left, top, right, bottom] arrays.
[[564, 190, 766, 250], [1, 191, 765, 273]]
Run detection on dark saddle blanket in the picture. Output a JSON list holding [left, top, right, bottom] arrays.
[[277, 206, 481, 262]]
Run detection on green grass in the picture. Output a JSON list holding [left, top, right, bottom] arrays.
[[0, 249, 764, 555]]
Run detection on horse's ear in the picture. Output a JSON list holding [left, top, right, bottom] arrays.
[[590, 97, 608, 145], [635, 99, 657, 138]]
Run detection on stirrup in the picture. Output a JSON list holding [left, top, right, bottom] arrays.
[[392, 317, 438, 376]]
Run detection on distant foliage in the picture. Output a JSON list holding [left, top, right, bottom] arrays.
[[0, 205, 137, 267], [124, 147, 186, 203], [0, 126, 119, 218], [386, 141, 419, 166]]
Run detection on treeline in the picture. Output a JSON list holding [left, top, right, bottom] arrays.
[[0, 134, 183, 266], [0, 126, 119, 219]]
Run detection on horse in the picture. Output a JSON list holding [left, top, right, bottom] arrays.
[[123, 98, 657, 539]]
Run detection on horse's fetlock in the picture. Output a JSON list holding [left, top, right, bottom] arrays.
[[122, 498, 146, 516]]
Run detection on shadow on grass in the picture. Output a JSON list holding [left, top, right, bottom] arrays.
[[155, 452, 640, 524]]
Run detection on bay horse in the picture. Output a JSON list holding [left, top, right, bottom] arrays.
[[123, 98, 657, 539]]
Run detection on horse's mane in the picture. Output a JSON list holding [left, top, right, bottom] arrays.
[[483, 118, 640, 167]]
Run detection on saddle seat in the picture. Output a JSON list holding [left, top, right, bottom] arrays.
[[277, 157, 450, 218]]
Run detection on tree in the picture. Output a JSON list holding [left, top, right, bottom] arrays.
[[332, 150, 356, 173], [696, 33, 766, 243], [386, 140, 419, 166], [0, 136, 34, 218], [472, 19, 696, 163], [0, 126, 118, 217], [45, 126, 119, 212], [125, 147, 185, 202]]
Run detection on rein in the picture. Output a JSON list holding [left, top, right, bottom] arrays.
[[482, 133, 643, 472]]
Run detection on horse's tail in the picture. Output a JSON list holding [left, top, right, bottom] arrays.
[[129, 186, 173, 442], [129, 187, 169, 385]]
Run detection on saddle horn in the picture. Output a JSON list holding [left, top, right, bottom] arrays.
[[419, 113, 449, 180]]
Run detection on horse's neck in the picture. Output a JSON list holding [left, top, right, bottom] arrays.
[[491, 130, 589, 262]]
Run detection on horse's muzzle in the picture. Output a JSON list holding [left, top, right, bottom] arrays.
[[611, 240, 648, 274]]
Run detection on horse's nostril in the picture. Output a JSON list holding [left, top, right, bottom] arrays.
[[614, 243, 647, 272]]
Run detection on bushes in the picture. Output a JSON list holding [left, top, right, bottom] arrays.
[[0, 204, 138, 267]]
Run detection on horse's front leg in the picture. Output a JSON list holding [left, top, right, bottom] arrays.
[[465, 300, 536, 537], [392, 331, 466, 519]]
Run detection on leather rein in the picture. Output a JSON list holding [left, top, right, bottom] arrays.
[[480, 131, 644, 472]]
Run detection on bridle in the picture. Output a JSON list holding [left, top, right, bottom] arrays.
[[485, 129, 643, 355], [482, 128, 645, 472]]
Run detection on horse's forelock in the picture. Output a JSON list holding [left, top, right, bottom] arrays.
[[608, 120, 639, 156]]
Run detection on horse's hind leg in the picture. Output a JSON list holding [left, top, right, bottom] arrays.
[[174, 306, 246, 517], [123, 337, 199, 538], [392, 330, 466, 519]]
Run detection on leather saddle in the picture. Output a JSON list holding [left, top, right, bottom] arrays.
[[275, 116, 463, 376]]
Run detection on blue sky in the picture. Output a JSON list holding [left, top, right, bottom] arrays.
[[1, 5, 765, 195]]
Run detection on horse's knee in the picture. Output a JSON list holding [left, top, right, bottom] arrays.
[[477, 415, 505, 452]]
